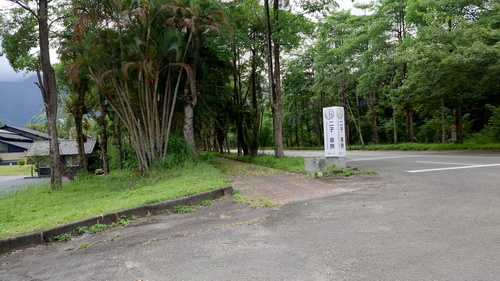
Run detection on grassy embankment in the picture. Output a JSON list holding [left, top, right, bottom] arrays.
[[214, 152, 305, 171], [0, 161, 228, 239]]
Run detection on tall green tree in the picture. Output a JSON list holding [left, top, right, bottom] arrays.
[[357, 0, 414, 144], [263, 0, 324, 157], [404, 0, 499, 143], [223, 0, 267, 156], [314, 11, 368, 145], [282, 51, 317, 147], [1, 0, 63, 189], [263, 0, 285, 158]]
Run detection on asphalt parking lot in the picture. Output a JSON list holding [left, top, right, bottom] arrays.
[[1, 150, 499, 280]]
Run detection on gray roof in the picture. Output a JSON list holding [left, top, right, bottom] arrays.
[[0, 130, 33, 141], [0, 125, 50, 140], [25, 139, 98, 157], [0, 139, 33, 150]]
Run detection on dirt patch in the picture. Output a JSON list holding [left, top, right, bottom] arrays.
[[230, 171, 384, 205]]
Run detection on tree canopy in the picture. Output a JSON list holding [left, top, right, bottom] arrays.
[[1, 0, 498, 176]]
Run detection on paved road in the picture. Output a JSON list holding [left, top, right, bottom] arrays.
[[0, 175, 49, 194], [264, 149, 500, 173], [1, 150, 499, 280]]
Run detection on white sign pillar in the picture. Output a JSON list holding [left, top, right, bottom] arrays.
[[323, 106, 346, 158]]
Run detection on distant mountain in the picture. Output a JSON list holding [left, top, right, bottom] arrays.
[[0, 75, 44, 127]]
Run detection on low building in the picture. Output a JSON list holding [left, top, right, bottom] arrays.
[[26, 139, 99, 176], [0, 125, 50, 165]]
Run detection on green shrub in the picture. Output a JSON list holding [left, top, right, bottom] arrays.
[[49, 232, 72, 243], [75, 216, 131, 235], [197, 153, 218, 165], [201, 200, 213, 206], [466, 105, 500, 144], [121, 147, 138, 170], [26, 157, 36, 165], [88, 224, 109, 233], [467, 131, 497, 145], [173, 205, 199, 214]]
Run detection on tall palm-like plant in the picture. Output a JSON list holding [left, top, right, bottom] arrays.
[[60, 1, 109, 173], [165, 0, 227, 154], [72, 0, 188, 173], [60, 62, 94, 172]]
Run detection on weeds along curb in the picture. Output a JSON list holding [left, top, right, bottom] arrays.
[[0, 186, 233, 255]]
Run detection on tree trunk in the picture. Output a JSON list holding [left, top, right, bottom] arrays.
[[338, 76, 350, 146], [295, 126, 299, 147], [231, 44, 249, 156], [98, 95, 109, 174], [214, 111, 226, 154], [114, 119, 122, 170], [216, 127, 225, 154], [236, 113, 249, 155], [405, 109, 415, 142], [455, 102, 463, 144], [75, 111, 88, 172], [313, 101, 323, 146], [248, 48, 260, 157], [354, 91, 365, 145], [264, 0, 284, 159], [369, 90, 379, 144], [441, 98, 446, 143], [183, 102, 196, 155], [393, 106, 398, 144], [38, 0, 62, 189], [183, 31, 201, 156], [225, 134, 230, 153], [305, 119, 313, 147], [72, 77, 89, 173], [272, 0, 284, 158]]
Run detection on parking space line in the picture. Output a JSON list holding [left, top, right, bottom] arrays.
[[348, 155, 416, 162], [415, 161, 476, 166], [407, 163, 500, 173]]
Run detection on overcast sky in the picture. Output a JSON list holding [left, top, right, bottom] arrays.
[[0, 0, 363, 82], [0, 56, 36, 82]]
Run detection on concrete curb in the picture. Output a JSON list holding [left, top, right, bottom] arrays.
[[0, 186, 233, 255]]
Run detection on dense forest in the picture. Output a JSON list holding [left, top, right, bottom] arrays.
[[1, 0, 499, 176]]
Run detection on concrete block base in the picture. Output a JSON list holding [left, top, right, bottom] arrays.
[[305, 157, 347, 171], [304, 157, 326, 171], [325, 157, 347, 168]]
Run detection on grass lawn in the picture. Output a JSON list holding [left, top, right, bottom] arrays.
[[0, 162, 228, 239], [0, 165, 34, 176], [212, 152, 306, 172]]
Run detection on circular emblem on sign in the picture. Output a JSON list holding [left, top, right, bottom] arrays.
[[337, 108, 343, 119], [324, 109, 335, 120]]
